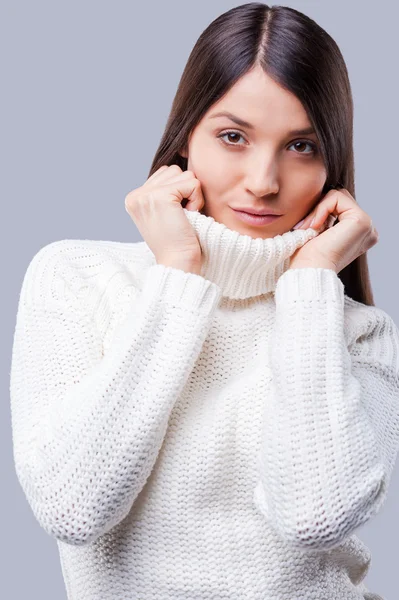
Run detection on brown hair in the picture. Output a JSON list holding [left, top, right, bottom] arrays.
[[147, 2, 375, 306]]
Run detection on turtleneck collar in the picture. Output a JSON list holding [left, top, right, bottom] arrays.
[[182, 208, 320, 300]]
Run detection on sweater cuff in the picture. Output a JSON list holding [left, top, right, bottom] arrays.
[[275, 267, 345, 305], [141, 263, 222, 314]]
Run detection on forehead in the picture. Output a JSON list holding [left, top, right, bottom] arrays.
[[206, 66, 312, 133]]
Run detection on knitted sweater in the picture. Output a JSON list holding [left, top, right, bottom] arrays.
[[10, 207, 399, 600]]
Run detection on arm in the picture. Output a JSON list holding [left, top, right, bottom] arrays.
[[10, 241, 221, 546], [253, 267, 399, 552]]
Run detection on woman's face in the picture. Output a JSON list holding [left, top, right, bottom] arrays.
[[179, 65, 327, 238]]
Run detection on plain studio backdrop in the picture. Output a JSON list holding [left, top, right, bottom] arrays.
[[2, 0, 398, 598]]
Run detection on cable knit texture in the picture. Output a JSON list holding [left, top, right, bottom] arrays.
[[10, 207, 399, 600]]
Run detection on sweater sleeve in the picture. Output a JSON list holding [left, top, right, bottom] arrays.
[[253, 267, 399, 552], [10, 241, 222, 546]]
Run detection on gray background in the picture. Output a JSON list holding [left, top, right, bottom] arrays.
[[2, 0, 398, 598]]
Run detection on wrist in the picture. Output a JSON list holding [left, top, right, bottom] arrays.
[[288, 259, 337, 273], [157, 255, 202, 275]]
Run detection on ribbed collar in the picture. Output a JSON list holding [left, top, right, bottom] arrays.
[[183, 208, 320, 300]]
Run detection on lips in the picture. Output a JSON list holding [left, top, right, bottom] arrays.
[[242, 211, 276, 216], [232, 209, 282, 227], [233, 208, 282, 216]]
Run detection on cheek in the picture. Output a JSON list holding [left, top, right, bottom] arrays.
[[279, 168, 326, 220], [284, 165, 327, 200], [189, 142, 234, 194]]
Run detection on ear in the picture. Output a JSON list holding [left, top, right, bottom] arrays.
[[178, 144, 188, 159]]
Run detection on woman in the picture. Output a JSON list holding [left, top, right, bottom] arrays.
[[10, 3, 396, 599]]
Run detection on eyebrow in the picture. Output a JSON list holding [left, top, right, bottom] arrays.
[[208, 111, 316, 136]]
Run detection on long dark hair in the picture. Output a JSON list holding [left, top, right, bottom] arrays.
[[147, 2, 374, 306]]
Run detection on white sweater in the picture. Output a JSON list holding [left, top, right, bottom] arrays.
[[10, 207, 399, 600]]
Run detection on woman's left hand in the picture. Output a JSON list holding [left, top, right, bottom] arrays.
[[290, 188, 379, 273]]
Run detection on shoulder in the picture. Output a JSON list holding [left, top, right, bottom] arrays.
[[343, 294, 397, 339], [19, 238, 156, 310], [343, 294, 399, 370]]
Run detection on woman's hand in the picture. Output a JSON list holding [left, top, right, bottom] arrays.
[[124, 165, 205, 271], [290, 188, 379, 273]]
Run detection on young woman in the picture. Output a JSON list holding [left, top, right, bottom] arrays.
[[10, 3, 396, 599]]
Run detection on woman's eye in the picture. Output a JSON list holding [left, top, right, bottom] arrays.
[[217, 131, 246, 146], [288, 140, 317, 155], [217, 131, 317, 155]]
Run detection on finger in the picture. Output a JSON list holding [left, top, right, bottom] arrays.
[[162, 178, 205, 212], [299, 190, 355, 230], [145, 165, 170, 183], [146, 164, 182, 186], [308, 200, 338, 230], [372, 225, 379, 241], [158, 170, 196, 187], [326, 214, 338, 228], [150, 167, 197, 191]]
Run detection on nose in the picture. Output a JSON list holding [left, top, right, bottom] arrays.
[[244, 160, 279, 198]]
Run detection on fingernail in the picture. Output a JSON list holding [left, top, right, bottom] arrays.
[[293, 218, 305, 230]]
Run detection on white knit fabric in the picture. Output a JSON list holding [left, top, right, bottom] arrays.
[[10, 207, 399, 599]]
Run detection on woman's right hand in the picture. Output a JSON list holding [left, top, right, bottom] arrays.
[[124, 165, 205, 272]]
